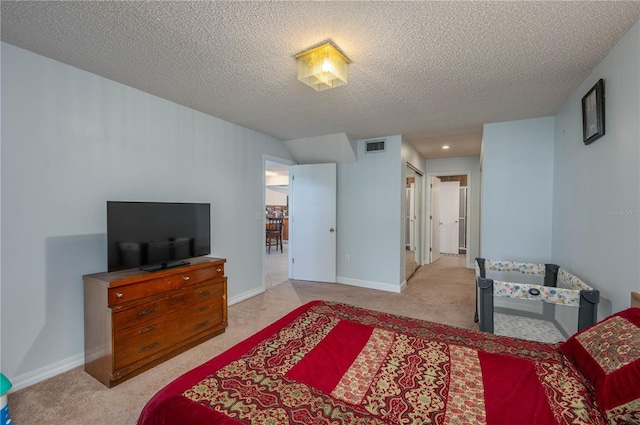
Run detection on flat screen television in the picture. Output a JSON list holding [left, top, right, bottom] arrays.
[[107, 201, 211, 272]]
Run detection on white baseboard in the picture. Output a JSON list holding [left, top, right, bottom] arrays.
[[10, 288, 265, 393], [228, 286, 265, 305], [337, 276, 403, 293], [12, 280, 405, 392], [9, 352, 84, 393]]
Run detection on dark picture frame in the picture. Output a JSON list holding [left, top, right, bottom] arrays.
[[582, 79, 605, 145]]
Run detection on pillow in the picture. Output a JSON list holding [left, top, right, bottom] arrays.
[[560, 307, 640, 424]]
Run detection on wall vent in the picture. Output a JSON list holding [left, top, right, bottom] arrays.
[[365, 140, 386, 153]]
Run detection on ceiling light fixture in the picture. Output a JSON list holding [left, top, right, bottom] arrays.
[[296, 41, 350, 92], [442, 145, 450, 150]]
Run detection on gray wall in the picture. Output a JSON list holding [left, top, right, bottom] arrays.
[[552, 19, 640, 317], [476, 19, 640, 318], [481, 117, 556, 263], [336, 136, 426, 290], [1, 43, 293, 388], [337, 136, 404, 291], [425, 156, 481, 268]]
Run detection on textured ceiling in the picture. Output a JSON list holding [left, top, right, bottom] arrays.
[[2, 1, 640, 159]]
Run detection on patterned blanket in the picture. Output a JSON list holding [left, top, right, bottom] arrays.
[[137, 301, 605, 425]]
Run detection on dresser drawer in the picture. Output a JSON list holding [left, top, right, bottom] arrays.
[[113, 311, 177, 371], [108, 265, 223, 306], [113, 297, 222, 371], [179, 299, 225, 340], [112, 281, 224, 330]]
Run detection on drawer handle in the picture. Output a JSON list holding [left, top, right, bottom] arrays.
[[139, 307, 158, 316], [217, 268, 222, 272], [196, 305, 209, 313], [183, 276, 190, 281], [139, 324, 157, 334], [115, 293, 123, 299], [194, 320, 209, 330], [196, 290, 210, 298], [140, 342, 159, 352]]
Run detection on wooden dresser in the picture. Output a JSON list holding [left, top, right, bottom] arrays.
[[83, 257, 227, 387]]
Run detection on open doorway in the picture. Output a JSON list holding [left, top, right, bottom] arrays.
[[438, 175, 467, 256], [428, 172, 471, 267], [264, 158, 293, 288]]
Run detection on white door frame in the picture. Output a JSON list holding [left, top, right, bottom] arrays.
[[263, 155, 295, 290], [426, 170, 473, 268]]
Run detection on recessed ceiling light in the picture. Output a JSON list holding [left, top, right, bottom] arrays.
[[442, 145, 450, 150]]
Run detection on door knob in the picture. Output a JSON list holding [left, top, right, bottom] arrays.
[[330, 227, 335, 233]]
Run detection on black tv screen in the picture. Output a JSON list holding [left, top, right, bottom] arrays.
[[107, 201, 211, 272]]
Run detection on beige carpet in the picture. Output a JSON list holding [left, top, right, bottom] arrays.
[[8, 255, 474, 424]]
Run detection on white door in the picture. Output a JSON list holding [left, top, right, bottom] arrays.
[[430, 176, 441, 263], [440, 181, 460, 254], [289, 163, 337, 283], [405, 181, 417, 277], [406, 183, 415, 250]]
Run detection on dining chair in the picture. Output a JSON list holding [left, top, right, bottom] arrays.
[[265, 217, 283, 254]]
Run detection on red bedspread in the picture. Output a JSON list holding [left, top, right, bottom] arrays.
[[137, 301, 605, 425]]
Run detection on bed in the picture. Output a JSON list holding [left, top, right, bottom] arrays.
[[138, 300, 640, 425]]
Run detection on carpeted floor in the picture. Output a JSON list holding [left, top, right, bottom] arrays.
[[8, 255, 475, 424]]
